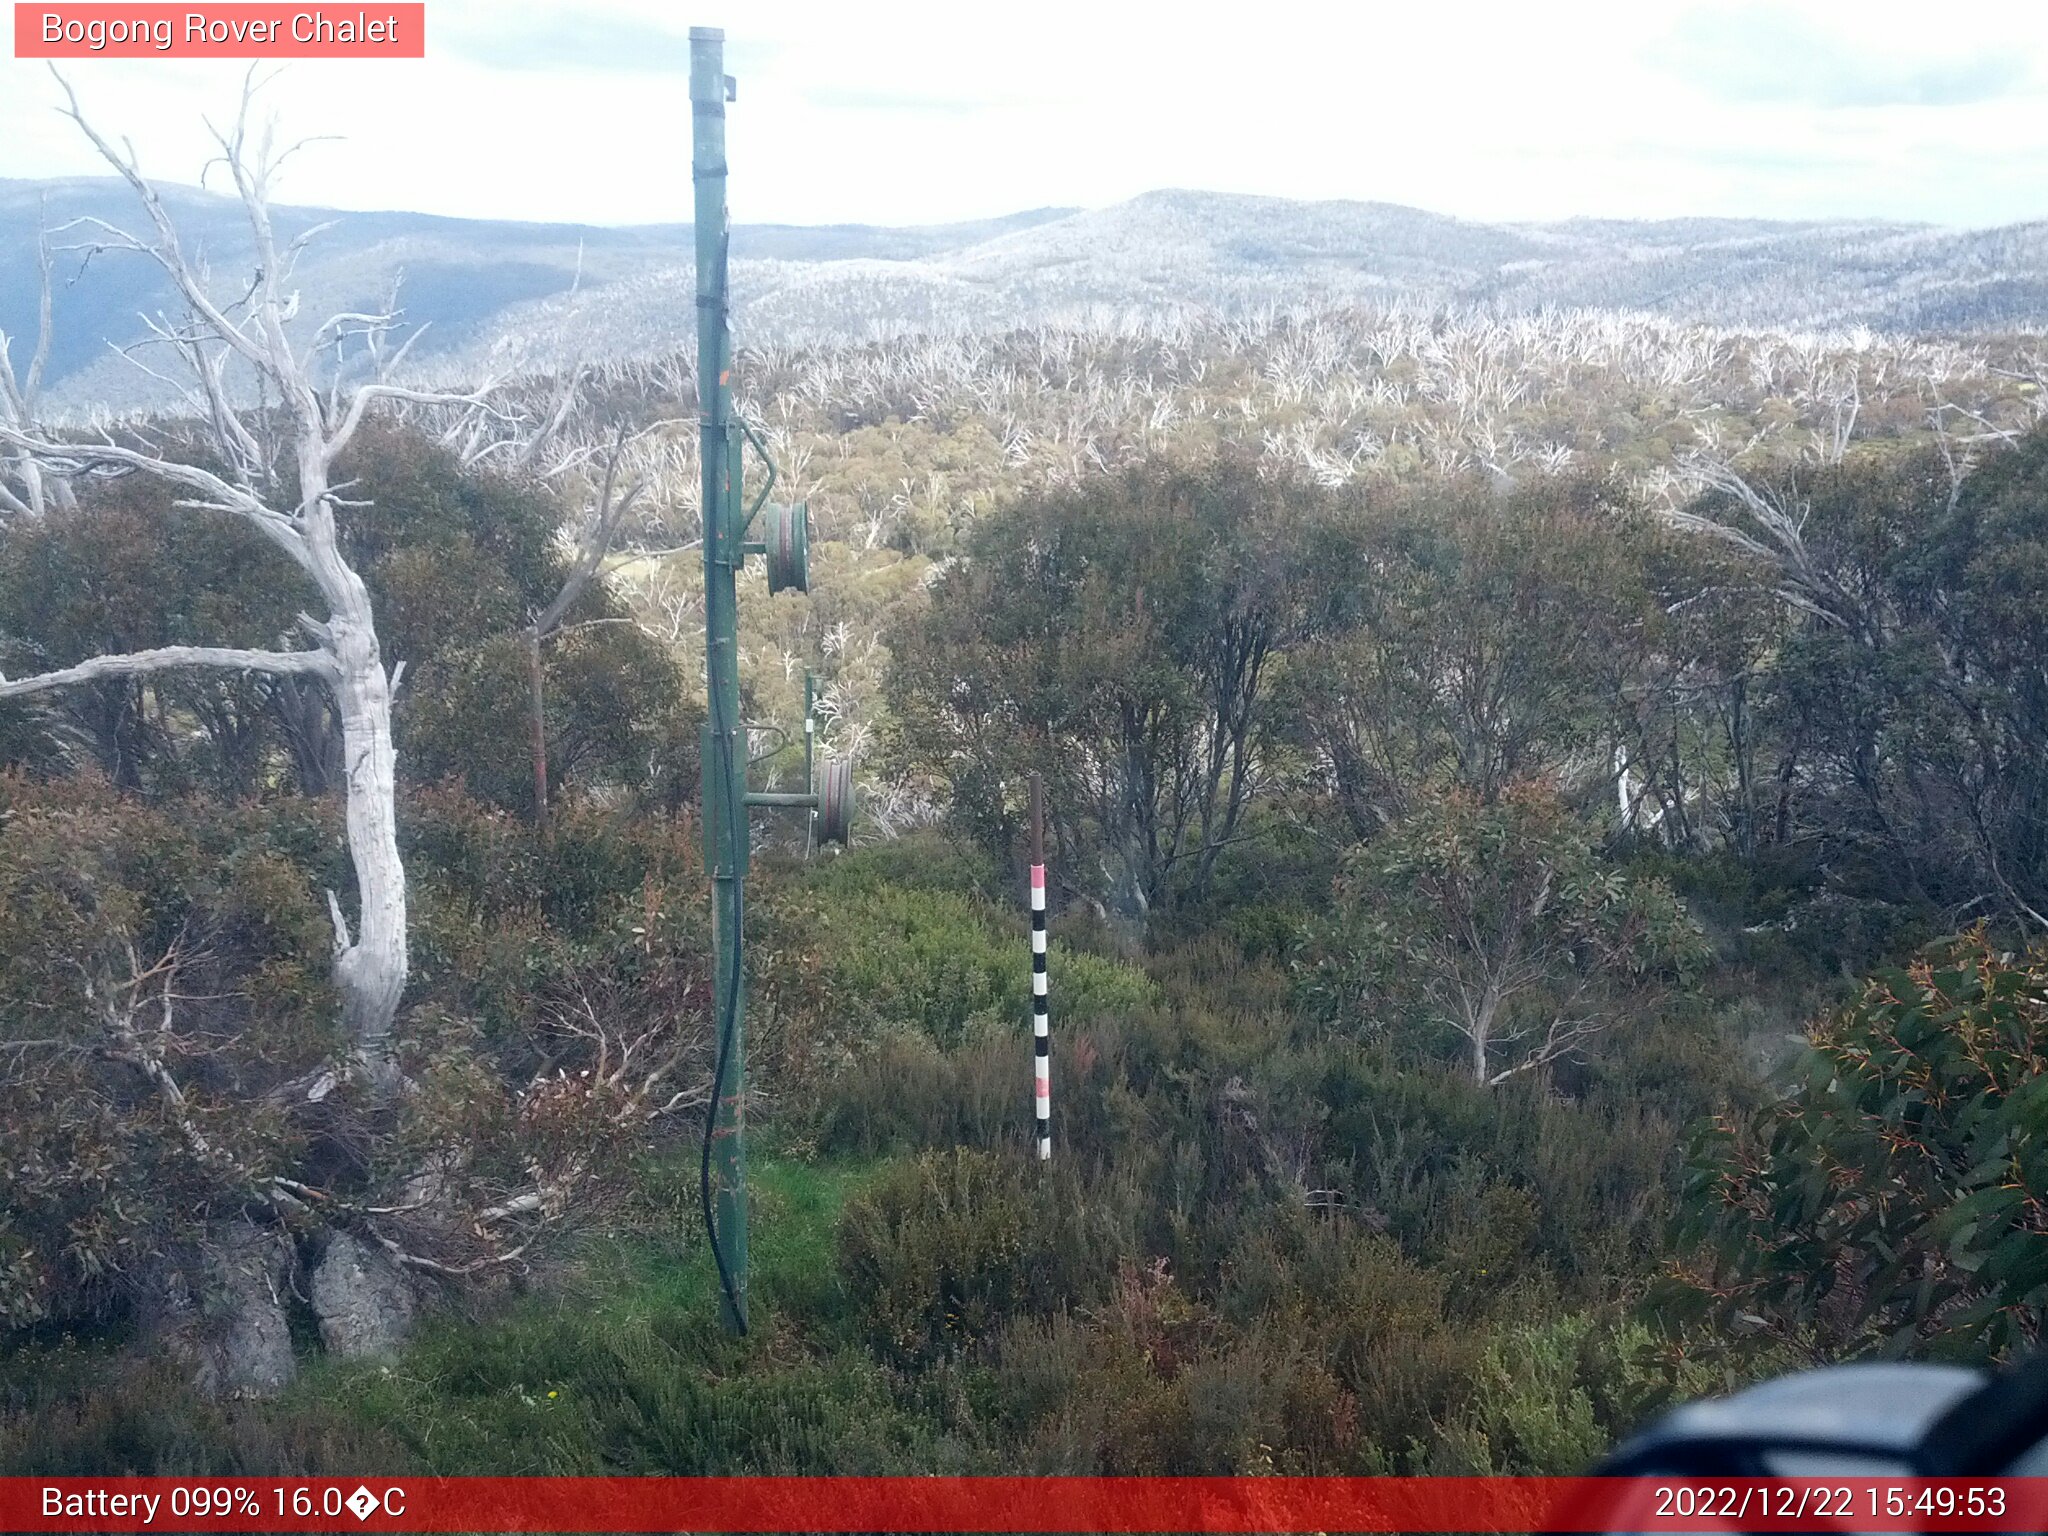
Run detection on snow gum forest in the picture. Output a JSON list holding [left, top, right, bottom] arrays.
[[2, 95, 2047, 1478]]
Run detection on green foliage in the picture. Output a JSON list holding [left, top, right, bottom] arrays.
[[756, 853, 1154, 1060], [339, 427, 700, 817], [1, 1160, 947, 1477], [1719, 439, 2048, 923], [0, 804, 1751, 1478], [1438, 1315, 1723, 1474], [1313, 783, 1708, 1084], [890, 453, 1364, 913], [0, 775, 341, 1329], [21, 338, 2048, 1474], [398, 786, 715, 1109], [0, 769, 720, 1344], [402, 627, 699, 819], [0, 426, 699, 816], [796, 831, 1002, 902], [1443, 1315, 1610, 1473], [0, 479, 307, 795], [1668, 930, 2048, 1363], [868, 420, 2048, 953], [1279, 476, 1659, 835], [837, 1149, 1099, 1366]]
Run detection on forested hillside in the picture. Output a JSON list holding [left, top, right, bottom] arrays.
[[13, 175, 2048, 410], [5, 267, 2046, 1471]]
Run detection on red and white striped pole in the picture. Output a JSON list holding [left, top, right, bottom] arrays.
[[1029, 772, 1051, 1162]]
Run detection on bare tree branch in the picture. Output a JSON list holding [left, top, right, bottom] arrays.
[[0, 425, 309, 559], [326, 381, 506, 464], [1671, 456, 1864, 632], [533, 426, 646, 642], [0, 644, 335, 699], [46, 69, 276, 379]]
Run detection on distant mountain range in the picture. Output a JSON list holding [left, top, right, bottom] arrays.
[[5, 178, 2047, 409]]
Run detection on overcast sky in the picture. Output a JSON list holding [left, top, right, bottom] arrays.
[[3, 0, 2046, 229]]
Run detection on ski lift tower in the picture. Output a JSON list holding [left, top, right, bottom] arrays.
[[691, 25, 854, 1336]]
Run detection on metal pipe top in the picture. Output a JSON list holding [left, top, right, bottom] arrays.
[[689, 28, 729, 106], [1030, 772, 1045, 864]]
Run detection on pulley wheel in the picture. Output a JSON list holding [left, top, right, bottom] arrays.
[[815, 755, 854, 846], [766, 500, 810, 594]]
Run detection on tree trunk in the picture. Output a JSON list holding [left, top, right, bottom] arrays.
[[1773, 748, 1799, 847], [528, 626, 550, 834], [1730, 674, 1756, 861], [1469, 991, 1499, 1086], [327, 589, 408, 1080], [270, 674, 344, 796]]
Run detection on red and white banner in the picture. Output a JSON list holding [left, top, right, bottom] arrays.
[[6, 1476, 2048, 1532], [14, 4, 425, 58]]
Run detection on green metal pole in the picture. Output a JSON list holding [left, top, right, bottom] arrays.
[[692, 24, 748, 1335], [804, 669, 816, 788]]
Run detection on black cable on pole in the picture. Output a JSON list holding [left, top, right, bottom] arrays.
[[699, 616, 748, 1337], [697, 219, 748, 1336]]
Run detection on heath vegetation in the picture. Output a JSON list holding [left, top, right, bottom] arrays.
[[2, 100, 2046, 1472]]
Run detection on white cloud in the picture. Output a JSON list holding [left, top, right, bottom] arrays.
[[2, 0, 2044, 227], [1649, 1, 2040, 108]]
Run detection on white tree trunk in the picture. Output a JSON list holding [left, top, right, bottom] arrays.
[[330, 605, 407, 1068], [294, 437, 409, 1071], [1467, 986, 1500, 1086]]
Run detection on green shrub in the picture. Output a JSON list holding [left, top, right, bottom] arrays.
[[0, 775, 339, 1331], [758, 870, 1154, 1057], [799, 833, 1002, 902], [1301, 1045, 1677, 1289], [836, 1149, 1138, 1367], [811, 1031, 1029, 1156], [1667, 929, 2048, 1363], [1438, 1314, 1726, 1474]]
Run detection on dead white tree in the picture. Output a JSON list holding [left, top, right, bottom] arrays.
[[0, 74, 498, 1087], [0, 207, 74, 519], [1668, 456, 1866, 637], [522, 424, 652, 832]]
